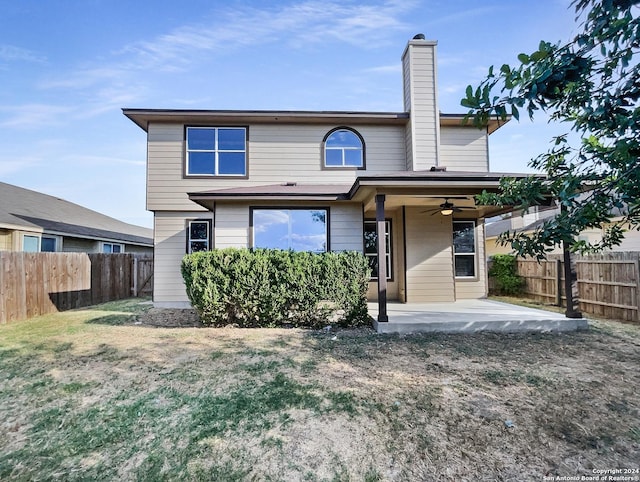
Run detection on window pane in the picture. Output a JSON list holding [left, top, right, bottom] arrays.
[[187, 128, 215, 150], [290, 210, 327, 252], [253, 209, 327, 252], [326, 130, 361, 148], [367, 255, 378, 278], [103, 244, 113, 253], [112, 245, 122, 253], [344, 149, 363, 167], [453, 222, 475, 254], [218, 128, 245, 150], [188, 152, 215, 175], [190, 241, 208, 253], [254, 210, 290, 250], [325, 149, 343, 166], [363, 223, 377, 254], [190, 222, 208, 241], [218, 152, 246, 175], [23, 235, 39, 252], [455, 255, 475, 277], [41, 237, 56, 252], [363, 221, 391, 279]]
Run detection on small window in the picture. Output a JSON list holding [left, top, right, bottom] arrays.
[[41, 236, 57, 252], [364, 220, 392, 279], [253, 209, 327, 253], [453, 221, 476, 278], [103, 243, 123, 253], [188, 220, 211, 253], [323, 128, 364, 168], [23, 235, 40, 252], [186, 127, 246, 176]]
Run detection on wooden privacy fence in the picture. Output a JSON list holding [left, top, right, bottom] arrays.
[[0, 252, 153, 323], [515, 252, 640, 322]]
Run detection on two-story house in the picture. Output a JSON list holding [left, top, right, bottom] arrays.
[[124, 35, 528, 325]]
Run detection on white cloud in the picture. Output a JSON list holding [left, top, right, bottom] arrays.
[[0, 104, 73, 128], [364, 64, 402, 74], [42, 1, 415, 92], [0, 44, 45, 63]]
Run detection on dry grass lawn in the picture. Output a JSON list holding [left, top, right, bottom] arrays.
[[1, 298, 639, 481]]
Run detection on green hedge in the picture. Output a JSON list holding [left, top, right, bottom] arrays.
[[488, 254, 524, 295], [181, 248, 371, 328]]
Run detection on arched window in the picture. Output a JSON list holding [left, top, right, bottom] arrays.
[[323, 128, 364, 168]]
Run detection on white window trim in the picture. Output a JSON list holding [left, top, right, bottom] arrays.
[[40, 235, 59, 252], [453, 220, 477, 279], [251, 208, 328, 253], [323, 128, 364, 168], [102, 242, 124, 253], [185, 126, 247, 177], [364, 220, 392, 280], [22, 233, 41, 252], [187, 220, 211, 253]]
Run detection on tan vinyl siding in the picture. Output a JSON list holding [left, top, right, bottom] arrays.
[[215, 204, 250, 248], [610, 225, 640, 251], [404, 207, 454, 302], [404, 122, 413, 171], [440, 126, 489, 172], [455, 221, 487, 299], [401, 41, 439, 171], [0, 229, 11, 251], [123, 244, 154, 255], [61, 237, 98, 253], [147, 123, 406, 211], [154, 211, 213, 304], [329, 203, 363, 251]]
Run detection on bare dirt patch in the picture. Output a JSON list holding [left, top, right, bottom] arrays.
[[1, 299, 639, 481]]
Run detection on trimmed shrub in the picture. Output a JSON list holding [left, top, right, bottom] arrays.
[[181, 248, 371, 328], [488, 254, 524, 295]]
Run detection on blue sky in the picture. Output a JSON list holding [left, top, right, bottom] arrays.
[[0, 0, 578, 228]]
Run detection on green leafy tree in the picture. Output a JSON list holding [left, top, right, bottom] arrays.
[[463, 0, 640, 260]]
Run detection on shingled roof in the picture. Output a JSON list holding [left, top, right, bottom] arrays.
[[0, 182, 153, 246]]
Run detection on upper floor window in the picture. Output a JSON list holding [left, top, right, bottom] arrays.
[[186, 127, 246, 176], [323, 128, 364, 168]]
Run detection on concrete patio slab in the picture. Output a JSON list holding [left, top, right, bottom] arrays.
[[368, 299, 588, 334]]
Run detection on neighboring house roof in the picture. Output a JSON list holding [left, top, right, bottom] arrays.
[[0, 182, 153, 246], [123, 109, 507, 134]]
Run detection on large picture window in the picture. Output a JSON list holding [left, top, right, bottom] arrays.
[[186, 127, 246, 176], [363, 220, 392, 280], [253, 209, 327, 253], [453, 221, 476, 278], [323, 128, 364, 168], [188, 220, 211, 253]]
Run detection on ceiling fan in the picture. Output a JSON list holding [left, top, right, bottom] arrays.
[[420, 197, 476, 216]]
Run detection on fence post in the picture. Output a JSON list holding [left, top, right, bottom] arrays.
[[635, 255, 640, 322], [556, 259, 562, 307], [132, 256, 138, 297]]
